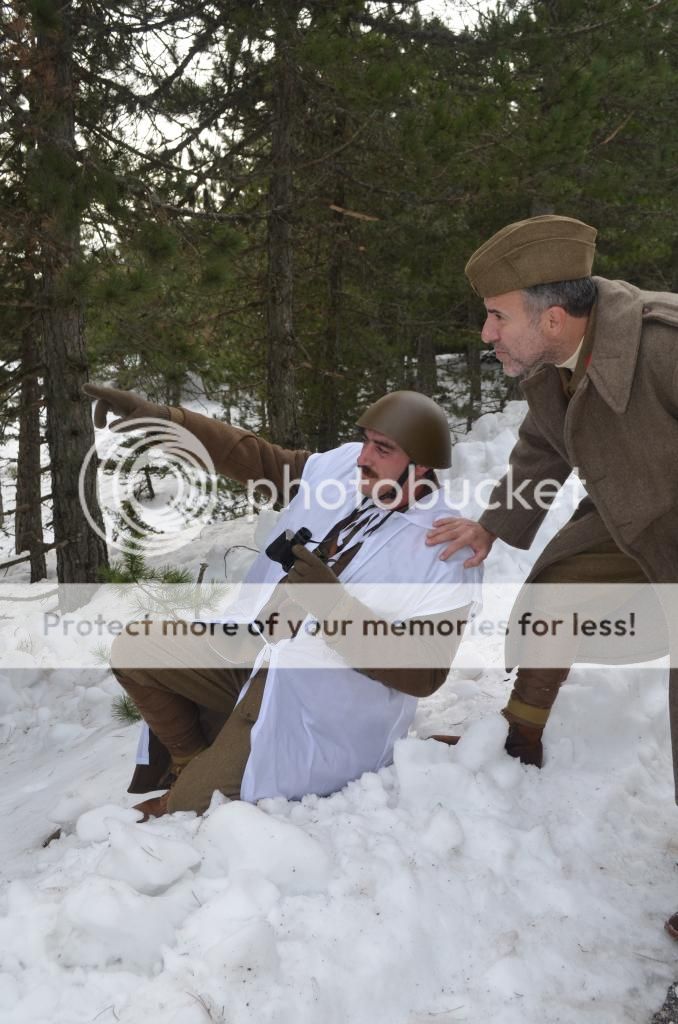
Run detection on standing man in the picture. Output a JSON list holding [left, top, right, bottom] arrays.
[[426, 215, 678, 790]]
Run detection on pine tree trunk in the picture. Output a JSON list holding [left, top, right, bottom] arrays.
[[465, 340, 482, 430], [504, 377, 523, 404], [265, 21, 304, 448], [315, 227, 342, 449], [29, 1, 108, 587], [15, 316, 47, 582], [415, 333, 437, 396], [316, 112, 349, 451], [165, 374, 184, 408]]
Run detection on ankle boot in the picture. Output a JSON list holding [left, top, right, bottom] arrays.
[[133, 791, 171, 822], [505, 721, 544, 768], [133, 745, 208, 822]]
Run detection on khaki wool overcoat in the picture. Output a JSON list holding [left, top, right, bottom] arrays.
[[478, 277, 678, 793]]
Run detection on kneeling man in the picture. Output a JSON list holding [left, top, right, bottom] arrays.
[[85, 385, 481, 815]]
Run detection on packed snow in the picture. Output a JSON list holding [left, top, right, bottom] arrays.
[[0, 400, 675, 1024]]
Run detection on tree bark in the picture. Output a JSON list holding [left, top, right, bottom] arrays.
[[465, 339, 482, 430], [15, 310, 47, 581], [315, 214, 343, 449], [165, 373, 184, 408], [504, 376, 523, 405], [316, 110, 350, 451], [265, 15, 304, 448], [416, 333, 437, 396], [28, 1, 108, 587]]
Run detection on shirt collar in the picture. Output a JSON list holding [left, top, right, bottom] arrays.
[[556, 336, 585, 372]]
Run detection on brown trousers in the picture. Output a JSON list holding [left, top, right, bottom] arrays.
[[110, 621, 266, 814], [504, 539, 648, 727]]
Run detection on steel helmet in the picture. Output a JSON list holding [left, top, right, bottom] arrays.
[[356, 390, 452, 468]]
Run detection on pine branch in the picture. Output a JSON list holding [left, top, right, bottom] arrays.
[[356, 10, 464, 47], [515, 1, 671, 42], [5, 494, 53, 515], [111, 693, 142, 724], [0, 538, 68, 572], [90, 1, 208, 36], [144, 198, 265, 224], [78, 117, 188, 174]]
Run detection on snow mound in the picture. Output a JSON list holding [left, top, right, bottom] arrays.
[[52, 875, 193, 971], [97, 821, 201, 894], [197, 801, 333, 894], [75, 804, 143, 842], [0, 400, 675, 1024]]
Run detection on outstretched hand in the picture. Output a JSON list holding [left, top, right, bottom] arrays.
[[82, 383, 169, 431], [425, 517, 495, 567]]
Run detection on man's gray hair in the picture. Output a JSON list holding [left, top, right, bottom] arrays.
[[522, 277, 597, 318]]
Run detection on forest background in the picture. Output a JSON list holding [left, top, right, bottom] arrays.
[[0, 0, 676, 586]]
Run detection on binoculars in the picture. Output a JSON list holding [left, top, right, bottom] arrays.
[[265, 526, 313, 572]]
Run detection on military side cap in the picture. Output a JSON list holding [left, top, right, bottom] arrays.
[[465, 214, 597, 297]]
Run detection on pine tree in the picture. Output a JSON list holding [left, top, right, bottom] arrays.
[[21, 0, 109, 586]]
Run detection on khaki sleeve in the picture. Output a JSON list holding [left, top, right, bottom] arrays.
[[359, 607, 471, 698], [321, 598, 472, 699], [362, 664, 449, 699], [175, 407, 312, 498], [478, 409, 572, 549]]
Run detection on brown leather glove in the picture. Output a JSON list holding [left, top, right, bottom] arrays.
[[504, 721, 544, 768], [284, 544, 342, 619], [286, 545, 339, 588], [82, 383, 170, 431]]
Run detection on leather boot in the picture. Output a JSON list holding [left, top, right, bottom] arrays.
[[664, 912, 678, 939], [133, 790, 171, 822], [131, 745, 208, 822], [505, 721, 544, 768]]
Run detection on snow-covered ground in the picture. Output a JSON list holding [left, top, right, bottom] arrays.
[[0, 401, 675, 1024]]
